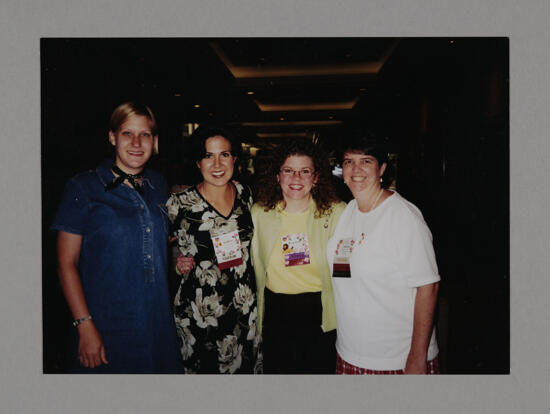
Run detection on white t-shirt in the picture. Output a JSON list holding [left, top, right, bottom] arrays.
[[327, 191, 440, 370]]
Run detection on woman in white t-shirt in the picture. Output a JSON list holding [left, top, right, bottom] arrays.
[[327, 131, 440, 375]]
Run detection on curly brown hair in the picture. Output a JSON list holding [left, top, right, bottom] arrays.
[[255, 139, 341, 217]]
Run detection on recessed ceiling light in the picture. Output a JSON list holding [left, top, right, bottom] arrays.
[[254, 98, 359, 112], [210, 40, 400, 78], [257, 132, 308, 138], [242, 120, 342, 127], [194, 104, 200, 108], [247, 91, 255, 95]]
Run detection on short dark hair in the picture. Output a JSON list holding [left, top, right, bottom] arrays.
[[189, 125, 242, 164], [341, 129, 389, 167]]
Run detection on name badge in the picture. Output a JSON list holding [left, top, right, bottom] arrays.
[[281, 233, 310, 267], [211, 230, 243, 270], [333, 237, 354, 278]]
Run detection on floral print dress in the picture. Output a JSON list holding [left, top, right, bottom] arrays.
[[166, 183, 262, 374]]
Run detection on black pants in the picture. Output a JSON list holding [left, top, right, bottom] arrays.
[[262, 289, 336, 374]]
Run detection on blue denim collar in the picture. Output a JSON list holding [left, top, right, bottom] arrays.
[[97, 159, 155, 191]]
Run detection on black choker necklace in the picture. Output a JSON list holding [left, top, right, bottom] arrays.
[[105, 164, 144, 194]]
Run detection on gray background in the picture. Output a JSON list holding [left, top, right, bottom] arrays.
[[1, 0, 548, 412]]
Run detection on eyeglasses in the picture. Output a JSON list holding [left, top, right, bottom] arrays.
[[279, 167, 315, 178]]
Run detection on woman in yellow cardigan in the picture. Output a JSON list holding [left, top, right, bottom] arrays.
[[251, 139, 345, 374]]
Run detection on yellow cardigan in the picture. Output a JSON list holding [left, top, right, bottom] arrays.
[[251, 200, 346, 334]]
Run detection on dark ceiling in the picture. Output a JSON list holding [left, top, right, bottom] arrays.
[[134, 38, 402, 150], [42, 37, 508, 167]]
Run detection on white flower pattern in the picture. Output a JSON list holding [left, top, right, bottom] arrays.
[[232, 283, 254, 315], [167, 183, 261, 373], [217, 335, 243, 374], [195, 260, 221, 287], [167, 190, 209, 219], [191, 288, 225, 328], [233, 240, 250, 278], [176, 228, 198, 256], [175, 316, 196, 360], [247, 307, 258, 341]]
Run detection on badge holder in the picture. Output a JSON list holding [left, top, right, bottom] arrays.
[[212, 230, 243, 270], [281, 233, 311, 267], [332, 238, 353, 278]]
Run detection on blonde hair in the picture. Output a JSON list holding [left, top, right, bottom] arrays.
[[109, 102, 159, 154]]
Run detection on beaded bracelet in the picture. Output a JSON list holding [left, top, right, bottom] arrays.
[[72, 315, 92, 327]]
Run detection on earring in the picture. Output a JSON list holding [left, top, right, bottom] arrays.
[[380, 177, 383, 182]]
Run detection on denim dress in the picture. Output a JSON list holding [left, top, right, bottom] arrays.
[[51, 160, 183, 373]]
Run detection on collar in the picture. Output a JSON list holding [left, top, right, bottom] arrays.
[[96, 159, 154, 190]]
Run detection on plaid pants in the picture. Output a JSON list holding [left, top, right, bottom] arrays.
[[336, 353, 440, 375]]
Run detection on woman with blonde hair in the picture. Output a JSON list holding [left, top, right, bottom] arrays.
[[251, 139, 345, 374], [52, 102, 183, 373]]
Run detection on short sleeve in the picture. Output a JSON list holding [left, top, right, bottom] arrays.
[[244, 184, 254, 209], [234, 182, 254, 210], [50, 178, 90, 235], [392, 203, 440, 288], [166, 193, 182, 224]]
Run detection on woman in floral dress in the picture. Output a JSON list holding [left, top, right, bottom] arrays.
[[166, 126, 261, 374]]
